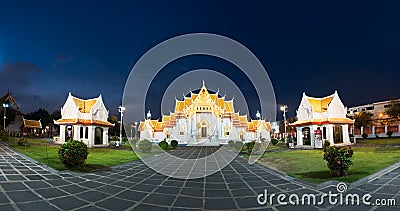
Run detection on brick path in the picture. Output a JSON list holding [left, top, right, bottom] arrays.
[[0, 143, 399, 210]]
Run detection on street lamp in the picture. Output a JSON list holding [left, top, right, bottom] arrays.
[[256, 110, 261, 120], [118, 105, 126, 146], [147, 110, 151, 119], [2, 103, 10, 130], [280, 105, 288, 143], [134, 121, 138, 139]]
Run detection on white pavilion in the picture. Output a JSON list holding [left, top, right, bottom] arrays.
[[54, 93, 114, 147], [290, 91, 354, 148]]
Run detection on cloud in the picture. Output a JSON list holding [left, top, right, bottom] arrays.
[[0, 61, 42, 84]]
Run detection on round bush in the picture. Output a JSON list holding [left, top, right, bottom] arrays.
[[246, 141, 255, 153], [138, 139, 152, 153], [58, 140, 88, 168], [323, 146, 354, 177], [158, 140, 168, 150], [362, 133, 368, 139], [271, 138, 278, 145], [171, 140, 178, 148], [17, 139, 25, 146], [130, 138, 139, 147]]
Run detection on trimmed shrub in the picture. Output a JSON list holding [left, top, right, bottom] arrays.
[[271, 138, 279, 145], [362, 133, 368, 139], [323, 140, 331, 151], [158, 140, 168, 150], [138, 139, 152, 153], [387, 131, 393, 138], [323, 146, 354, 177], [122, 137, 129, 143], [246, 141, 255, 153], [0, 129, 9, 141], [58, 140, 88, 168], [17, 139, 25, 146], [171, 140, 178, 148]]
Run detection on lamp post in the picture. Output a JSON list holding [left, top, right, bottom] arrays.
[[3, 103, 10, 130], [147, 110, 151, 119], [280, 105, 288, 143], [118, 105, 126, 146], [134, 121, 138, 139]]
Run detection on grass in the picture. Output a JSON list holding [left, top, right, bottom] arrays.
[[4, 137, 139, 172], [356, 138, 400, 145], [257, 139, 400, 184]]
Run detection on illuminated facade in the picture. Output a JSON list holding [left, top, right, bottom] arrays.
[[54, 93, 114, 147], [291, 91, 354, 147], [139, 82, 271, 146]]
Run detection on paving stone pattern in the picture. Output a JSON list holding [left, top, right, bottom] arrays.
[[0, 143, 399, 210]]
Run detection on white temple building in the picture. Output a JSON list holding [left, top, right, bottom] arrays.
[[290, 91, 354, 148], [54, 93, 114, 147], [139, 81, 271, 146]]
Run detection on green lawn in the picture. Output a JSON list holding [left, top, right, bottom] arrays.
[[258, 145, 400, 184], [5, 138, 139, 172], [356, 138, 400, 145]]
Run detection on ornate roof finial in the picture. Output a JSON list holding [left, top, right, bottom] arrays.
[[202, 79, 205, 87]]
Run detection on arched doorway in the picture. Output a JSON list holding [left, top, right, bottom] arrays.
[[65, 125, 73, 141], [95, 127, 103, 145], [201, 121, 208, 138], [302, 127, 311, 145]]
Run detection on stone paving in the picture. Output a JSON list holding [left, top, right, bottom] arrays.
[[0, 143, 399, 210]]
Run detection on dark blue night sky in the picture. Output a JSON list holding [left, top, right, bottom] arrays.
[[1, 1, 399, 120]]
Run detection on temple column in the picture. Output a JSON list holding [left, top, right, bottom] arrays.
[[372, 126, 375, 135], [361, 126, 364, 135], [385, 125, 388, 134], [296, 127, 303, 145]]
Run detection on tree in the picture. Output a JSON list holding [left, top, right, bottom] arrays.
[[385, 100, 400, 120], [25, 108, 52, 127], [51, 110, 61, 120], [107, 115, 120, 136], [354, 111, 372, 128]]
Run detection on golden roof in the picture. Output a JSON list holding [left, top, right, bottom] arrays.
[[307, 96, 334, 113], [210, 94, 217, 102], [224, 101, 234, 113], [184, 98, 191, 107], [23, 119, 41, 128], [72, 97, 97, 113], [175, 101, 185, 112], [217, 98, 224, 108]]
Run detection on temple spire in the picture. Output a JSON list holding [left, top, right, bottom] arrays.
[[202, 79, 205, 87]]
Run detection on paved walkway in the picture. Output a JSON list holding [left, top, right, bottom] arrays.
[[0, 144, 399, 210]]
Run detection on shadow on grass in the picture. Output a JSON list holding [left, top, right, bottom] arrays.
[[69, 164, 111, 172], [292, 170, 371, 183]]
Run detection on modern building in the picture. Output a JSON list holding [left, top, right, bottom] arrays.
[[347, 99, 400, 137], [54, 93, 114, 147], [139, 81, 271, 146], [291, 91, 354, 147]]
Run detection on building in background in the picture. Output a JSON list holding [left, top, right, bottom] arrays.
[[139, 81, 271, 146], [347, 99, 400, 138], [54, 93, 114, 147], [291, 91, 354, 148], [22, 118, 42, 136]]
